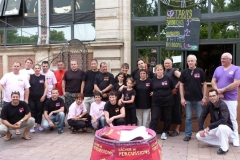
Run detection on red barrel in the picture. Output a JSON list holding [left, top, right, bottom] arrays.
[[90, 126, 162, 160]]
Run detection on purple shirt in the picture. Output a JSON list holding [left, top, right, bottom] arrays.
[[213, 65, 240, 100]]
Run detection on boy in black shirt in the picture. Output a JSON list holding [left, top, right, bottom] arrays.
[[43, 89, 65, 134], [104, 91, 125, 127], [0, 91, 35, 141]]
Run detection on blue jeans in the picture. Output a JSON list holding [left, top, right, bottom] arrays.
[[185, 101, 203, 137], [43, 112, 65, 131], [91, 117, 105, 130]]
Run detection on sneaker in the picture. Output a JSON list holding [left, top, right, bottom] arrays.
[[169, 130, 180, 137], [58, 130, 63, 134], [30, 129, 35, 133], [38, 126, 44, 131], [49, 127, 54, 131], [233, 140, 239, 147], [183, 136, 191, 141], [217, 148, 228, 155], [161, 132, 167, 140]]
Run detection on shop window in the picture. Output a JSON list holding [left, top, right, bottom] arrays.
[[211, 0, 240, 13], [53, 0, 72, 14], [160, 25, 166, 41], [132, 0, 158, 17], [211, 21, 239, 39], [160, 48, 182, 70], [134, 25, 158, 41], [75, 0, 95, 12], [4, 0, 21, 16], [0, 0, 4, 16], [50, 25, 70, 42], [24, 0, 38, 16], [74, 23, 95, 41], [7, 29, 21, 43], [7, 27, 38, 44], [200, 23, 208, 39]]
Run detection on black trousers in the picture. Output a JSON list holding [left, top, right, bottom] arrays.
[[68, 113, 91, 130], [171, 92, 182, 125], [150, 105, 172, 133], [29, 98, 44, 124], [104, 118, 125, 126]]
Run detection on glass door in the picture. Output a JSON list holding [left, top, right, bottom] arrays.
[[137, 47, 160, 72]]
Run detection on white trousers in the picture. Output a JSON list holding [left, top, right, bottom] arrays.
[[223, 100, 239, 143], [196, 125, 233, 151], [136, 109, 151, 127]]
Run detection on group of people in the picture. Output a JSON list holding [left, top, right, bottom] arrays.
[[0, 52, 239, 155]]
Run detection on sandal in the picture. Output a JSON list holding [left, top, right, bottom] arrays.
[[169, 130, 180, 137], [70, 128, 76, 134], [4, 133, 12, 141], [15, 130, 21, 135], [82, 128, 92, 133], [22, 136, 31, 140]]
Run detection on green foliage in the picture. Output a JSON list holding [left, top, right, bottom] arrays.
[[132, 0, 158, 17], [50, 29, 66, 42]]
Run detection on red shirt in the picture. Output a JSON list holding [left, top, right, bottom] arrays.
[[54, 69, 67, 96]]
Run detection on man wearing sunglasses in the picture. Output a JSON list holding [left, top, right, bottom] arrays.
[[0, 91, 35, 141]]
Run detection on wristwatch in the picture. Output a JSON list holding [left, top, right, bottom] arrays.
[[203, 96, 207, 99], [20, 119, 24, 122]]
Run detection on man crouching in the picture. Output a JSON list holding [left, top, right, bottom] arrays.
[[196, 89, 233, 155], [0, 91, 35, 141]]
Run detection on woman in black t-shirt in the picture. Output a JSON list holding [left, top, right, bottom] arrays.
[[135, 69, 152, 127], [28, 64, 48, 133], [149, 64, 174, 140], [104, 91, 125, 127], [112, 72, 125, 100]]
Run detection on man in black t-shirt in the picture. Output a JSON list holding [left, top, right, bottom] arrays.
[[81, 59, 99, 112], [94, 62, 114, 101], [179, 54, 207, 142], [63, 60, 85, 111], [43, 89, 65, 134], [104, 91, 125, 127], [0, 91, 35, 141]]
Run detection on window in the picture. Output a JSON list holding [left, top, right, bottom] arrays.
[[4, 0, 21, 16], [24, 0, 38, 16], [211, 0, 240, 13], [211, 21, 239, 39], [0, 0, 4, 16], [52, 0, 72, 14], [132, 0, 158, 17], [200, 23, 208, 39], [74, 23, 95, 41], [50, 25, 70, 42], [134, 25, 158, 41], [75, 0, 95, 12]]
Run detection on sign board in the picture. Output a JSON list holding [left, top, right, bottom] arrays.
[[166, 9, 201, 51]]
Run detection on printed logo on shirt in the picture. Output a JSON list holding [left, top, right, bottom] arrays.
[[115, 108, 119, 113], [162, 81, 168, 85], [146, 83, 150, 87], [125, 93, 130, 100], [104, 77, 109, 81], [99, 109, 103, 111], [18, 78, 23, 81], [194, 73, 200, 78], [19, 107, 24, 113], [229, 71, 234, 75], [39, 79, 44, 83], [56, 102, 60, 107]]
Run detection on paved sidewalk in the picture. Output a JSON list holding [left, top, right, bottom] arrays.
[[0, 127, 239, 160]]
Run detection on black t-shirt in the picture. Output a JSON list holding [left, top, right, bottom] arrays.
[[164, 68, 179, 86], [135, 78, 152, 109], [104, 101, 123, 118], [151, 75, 174, 106], [1, 101, 30, 124], [179, 67, 206, 101], [29, 74, 45, 100], [94, 72, 114, 91], [44, 97, 65, 115], [114, 73, 132, 85], [112, 83, 124, 100], [121, 88, 136, 109], [82, 70, 100, 97], [131, 68, 154, 80], [63, 69, 85, 93]]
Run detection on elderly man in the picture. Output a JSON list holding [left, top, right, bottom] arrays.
[[164, 58, 181, 136], [0, 91, 35, 141], [196, 89, 233, 155], [94, 62, 114, 102], [211, 52, 240, 147], [40, 61, 57, 99], [43, 89, 65, 134], [62, 60, 85, 111], [179, 54, 207, 142]]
